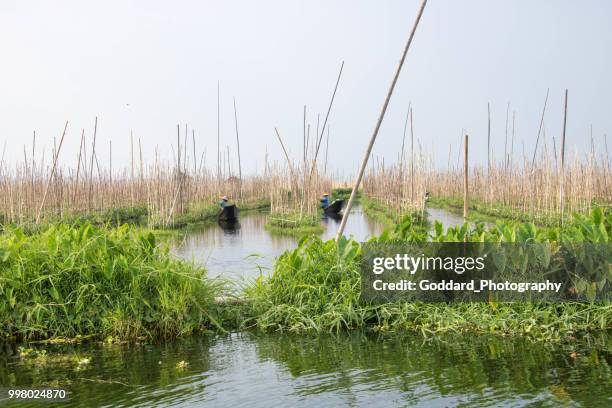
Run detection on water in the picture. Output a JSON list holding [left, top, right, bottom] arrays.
[[426, 207, 466, 229], [2, 332, 609, 407], [171, 206, 485, 282], [172, 206, 384, 281]]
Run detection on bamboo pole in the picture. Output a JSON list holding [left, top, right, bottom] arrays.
[[463, 133, 469, 219], [217, 81, 221, 180], [531, 88, 549, 168], [559, 89, 568, 222], [399, 105, 410, 203], [410, 107, 415, 203], [323, 125, 330, 175], [504, 102, 509, 171], [192, 129, 197, 175], [73, 130, 85, 204], [88, 117, 98, 212], [36, 121, 68, 224], [336, 0, 428, 242], [274, 127, 296, 181], [487, 102, 491, 174], [309, 61, 344, 179], [233, 96, 243, 198]]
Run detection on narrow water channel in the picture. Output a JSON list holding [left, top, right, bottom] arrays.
[[171, 205, 474, 282], [172, 206, 384, 281]]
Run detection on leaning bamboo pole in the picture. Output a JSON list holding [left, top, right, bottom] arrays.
[[559, 89, 568, 222], [336, 0, 428, 242], [36, 121, 68, 224]]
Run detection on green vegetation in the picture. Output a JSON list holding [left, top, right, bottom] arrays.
[[0, 206, 150, 234], [169, 198, 270, 229], [245, 208, 611, 340], [0, 223, 224, 342], [426, 196, 597, 227], [70, 206, 149, 226], [362, 196, 429, 230], [2, 204, 609, 344], [265, 211, 324, 236], [331, 187, 360, 202]]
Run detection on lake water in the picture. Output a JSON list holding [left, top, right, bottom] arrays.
[[2, 332, 609, 407], [171, 206, 385, 281], [171, 206, 471, 282]]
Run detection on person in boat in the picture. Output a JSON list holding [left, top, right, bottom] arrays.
[[424, 191, 430, 202], [219, 196, 229, 209], [320, 193, 330, 208]]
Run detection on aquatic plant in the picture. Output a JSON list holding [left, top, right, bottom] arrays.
[[0, 222, 223, 341], [246, 209, 611, 339], [265, 211, 324, 236]]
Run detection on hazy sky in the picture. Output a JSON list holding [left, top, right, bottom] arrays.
[[1, 0, 610, 175]]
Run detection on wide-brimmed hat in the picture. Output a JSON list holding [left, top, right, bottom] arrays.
[[323, 193, 329, 196], [221, 196, 228, 200]]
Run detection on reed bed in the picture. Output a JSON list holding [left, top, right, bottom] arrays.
[[0, 128, 281, 227], [364, 143, 610, 223]]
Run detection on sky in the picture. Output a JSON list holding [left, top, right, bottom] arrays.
[[0, 0, 610, 176]]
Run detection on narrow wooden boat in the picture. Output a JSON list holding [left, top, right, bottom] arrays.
[[218, 204, 239, 221], [323, 199, 344, 215]]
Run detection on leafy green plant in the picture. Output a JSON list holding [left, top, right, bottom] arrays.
[[245, 208, 611, 339], [0, 222, 223, 342]]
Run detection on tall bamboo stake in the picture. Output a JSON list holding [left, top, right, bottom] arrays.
[[410, 107, 415, 203], [217, 81, 221, 180], [399, 105, 410, 201], [323, 125, 330, 175], [192, 129, 197, 174], [88, 117, 98, 212], [336, 0, 428, 242], [233, 96, 243, 197], [36, 121, 68, 223], [559, 89, 568, 222], [309, 61, 344, 178], [487, 102, 491, 174], [531, 88, 550, 168], [463, 133, 469, 219]]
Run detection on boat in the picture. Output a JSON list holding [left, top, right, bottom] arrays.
[[218, 204, 239, 221], [323, 199, 345, 215]]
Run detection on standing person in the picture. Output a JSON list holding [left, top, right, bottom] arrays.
[[219, 196, 229, 208], [320, 193, 330, 208]]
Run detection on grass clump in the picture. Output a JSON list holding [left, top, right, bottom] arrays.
[[265, 211, 324, 237], [331, 187, 360, 202], [0, 222, 223, 342], [362, 196, 429, 230], [427, 196, 583, 227]]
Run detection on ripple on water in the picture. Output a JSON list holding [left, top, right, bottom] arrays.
[[2, 332, 610, 407]]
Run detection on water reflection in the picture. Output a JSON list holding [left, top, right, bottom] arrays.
[[172, 206, 384, 281], [426, 207, 493, 229], [426, 207, 466, 229], [2, 332, 609, 407]]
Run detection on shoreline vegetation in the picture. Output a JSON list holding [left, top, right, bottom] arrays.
[[2, 206, 609, 344], [264, 211, 325, 236], [426, 196, 612, 227]]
